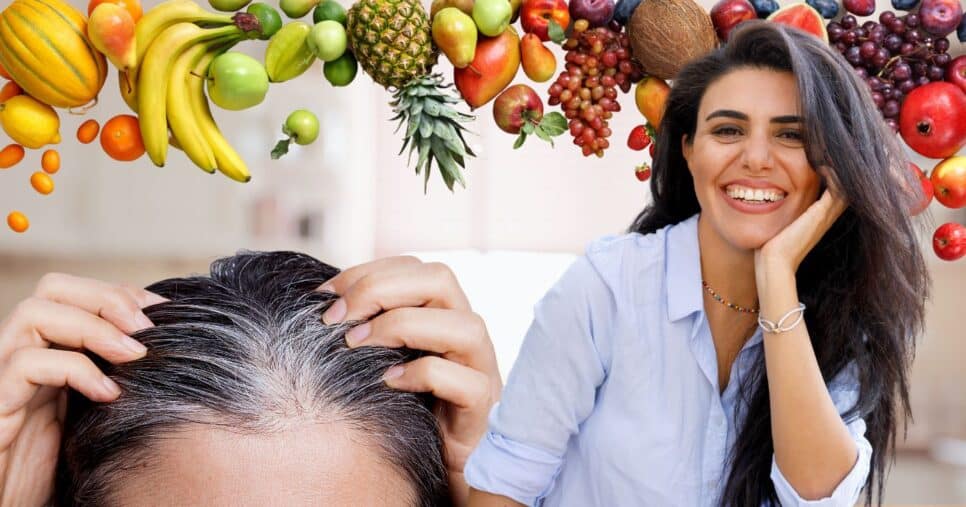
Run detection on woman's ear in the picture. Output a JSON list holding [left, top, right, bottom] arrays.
[[681, 134, 692, 168]]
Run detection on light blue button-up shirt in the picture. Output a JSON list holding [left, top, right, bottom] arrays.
[[464, 214, 871, 506]]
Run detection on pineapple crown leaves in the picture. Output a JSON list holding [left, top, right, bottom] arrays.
[[389, 73, 476, 193]]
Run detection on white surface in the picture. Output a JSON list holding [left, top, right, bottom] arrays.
[[405, 250, 577, 379]]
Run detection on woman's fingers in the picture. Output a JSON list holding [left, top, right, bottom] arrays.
[[0, 348, 120, 419], [0, 297, 147, 363], [322, 261, 471, 325], [318, 256, 422, 296], [347, 307, 499, 379], [32, 273, 163, 336], [383, 356, 493, 411]]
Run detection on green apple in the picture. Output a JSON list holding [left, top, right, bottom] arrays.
[[246, 3, 282, 40], [307, 20, 347, 62], [472, 0, 511, 37], [209, 0, 251, 12], [323, 51, 358, 86], [313, 0, 347, 25], [207, 52, 270, 111], [280, 0, 318, 18]]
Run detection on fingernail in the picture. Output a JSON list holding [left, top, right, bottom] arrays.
[[382, 365, 404, 382], [345, 322, 370, 346], [121, 335, 148, 356], [102, 376, 122, 397], [144, 292, 169, 305], [322, 298, 346, 325], [319, 283, 336, 294], [133, 311, 154, 330]]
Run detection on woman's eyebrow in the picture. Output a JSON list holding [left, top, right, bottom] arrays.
[[705, 110, 804, 124]]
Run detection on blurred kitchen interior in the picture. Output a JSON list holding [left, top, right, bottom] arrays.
[[1, 0, 964, 502]]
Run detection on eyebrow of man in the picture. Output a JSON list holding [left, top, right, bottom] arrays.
[[705, 110, 804, 124]]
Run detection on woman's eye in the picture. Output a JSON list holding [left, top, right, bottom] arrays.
[[779, 130, 803, 141], [713, 126, 742, 137]]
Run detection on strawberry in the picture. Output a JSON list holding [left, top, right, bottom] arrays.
[[627, 125, 651, 151], [635, 164, 651, 182]]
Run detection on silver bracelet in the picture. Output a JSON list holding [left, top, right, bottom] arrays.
[[758, 303, 806, 334]]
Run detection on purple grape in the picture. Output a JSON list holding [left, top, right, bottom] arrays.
[[871, 91, 885, 108], [881, 83, 895, 96], [870, 25, 887, 43], [890, 88, 904, 101], [898, 79, 916, 93], [880, 11, 897, 24], [843, 30, 858, 44], [900, 42, 916, 55], [872, 48, 892, 67], [883, 100, 900, 118], [860, 41, 878, 58], [916, 76, 931, 86], [889, 18, 907, 34], [927, 65, 944, 81], [855, 27, 868, 38], [892, 61, 912, 79], [934, 53, 951, 66], [863, 20, 878, 31], [904, 29, 922, 43], [828, 24, 846, 42], [905, 13, 919, 28], [868, 76, 886, 90], [855, 67, 869, 79], [842, 15, 858, 29], [884, 34, 903, 51], [935, 37, 949, 52], [912, 61, 928, 76], [845, 46, 864, 65], [835, 41, 848, 52]]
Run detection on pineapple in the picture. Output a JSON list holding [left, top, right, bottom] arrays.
[[347, 0, 475, 191]]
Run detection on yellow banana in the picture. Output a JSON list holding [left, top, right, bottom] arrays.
[[137, 23, 241, 166], [121, 0, 233, 112], [166, 40, 228, 174], [187, 49, 251, 183]]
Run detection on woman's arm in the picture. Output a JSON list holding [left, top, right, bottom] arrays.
[[754, 178, 862, 500], [756, 264, 860, 500], [468, 489, 526, 507]]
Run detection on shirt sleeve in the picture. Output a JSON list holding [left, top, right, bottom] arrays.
[[769, 363, 872, 506], [464, 246, 620, 506]]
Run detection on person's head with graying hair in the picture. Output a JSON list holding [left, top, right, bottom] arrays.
[[53, 251, 450, 506]]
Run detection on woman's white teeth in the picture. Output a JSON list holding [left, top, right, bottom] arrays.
[[726, 187, 785, 202]]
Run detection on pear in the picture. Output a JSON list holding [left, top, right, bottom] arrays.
[[432, 8, 477, 69], [520, 33, 556, 82], [87, 3, 136, 74], [430, 0, 475, 19]]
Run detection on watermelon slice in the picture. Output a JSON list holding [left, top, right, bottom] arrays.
[[767, 2, 829, 43]]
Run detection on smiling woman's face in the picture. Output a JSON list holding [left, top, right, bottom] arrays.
[[682, 67, 822, 251], [110, 422, 415, 506]]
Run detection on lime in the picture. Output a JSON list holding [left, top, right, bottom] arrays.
[[313, 0, 347, 25], [247, 3, 282, 39], [284, 110, 320, 145], [323, 51, 357, 86]]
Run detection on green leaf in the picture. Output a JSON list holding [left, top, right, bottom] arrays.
[[270, 137, 292, 159], [534, 127, 552, 143], [542, 112, 567, 132], [548, 20, 566, 45], [513, 132, 527, 149], [522, 122, 536, 135]]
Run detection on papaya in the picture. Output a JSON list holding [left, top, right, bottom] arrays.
[[0, 0, 108, 108], [767, 2, 828, 43]]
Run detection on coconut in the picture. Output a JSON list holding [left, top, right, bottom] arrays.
[[628, 0, 718, 80]]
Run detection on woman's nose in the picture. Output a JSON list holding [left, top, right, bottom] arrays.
[[741, 132, 773, 173]]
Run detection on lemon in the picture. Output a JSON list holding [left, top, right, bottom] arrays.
[[0, 95, 61, 149]]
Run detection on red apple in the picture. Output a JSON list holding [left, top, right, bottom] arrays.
[[918, 0, 963, 37], [493, 84, 543, 134], [520, 0, 570, 42], [568, 0, 614, 28], [932, 222, 966, 261], [899, 82, 966, 159], [931, 156, 966, 208], [710, 0, 756, 41], [909, 162, 934, 215], [947, 55, 966, 95]]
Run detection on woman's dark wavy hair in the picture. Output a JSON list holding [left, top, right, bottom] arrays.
[[629, 21, 929, 507], [53, 251, 450, 506]]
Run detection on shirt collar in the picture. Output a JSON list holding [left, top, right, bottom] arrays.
[[665, 214, 703, 322]]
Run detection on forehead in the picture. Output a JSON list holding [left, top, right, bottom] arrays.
[[111, 422, 415, 506], [698, 67, 801, 119]]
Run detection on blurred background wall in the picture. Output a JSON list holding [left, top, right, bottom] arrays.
[[1, 0, 964, 502]]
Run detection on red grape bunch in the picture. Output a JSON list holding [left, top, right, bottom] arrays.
[[829, 11, 954, 132], [547, 20, 645, 157]]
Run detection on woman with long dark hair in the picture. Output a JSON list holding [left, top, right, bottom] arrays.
[[453, 20, 929, 506]]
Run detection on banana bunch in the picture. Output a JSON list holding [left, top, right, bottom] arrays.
[[125, 0, 252, 182]]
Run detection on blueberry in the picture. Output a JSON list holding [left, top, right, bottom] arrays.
[[750, 0, 780, 18], [613, 0, 642, 25], [806, 0, 839, 19], [890, 0, 919, 11], [958, 14, 966, 43]]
